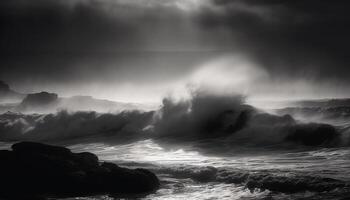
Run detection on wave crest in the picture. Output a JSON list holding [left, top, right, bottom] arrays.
[[154, 165, 348, 193], [0, 91, 346, 148]]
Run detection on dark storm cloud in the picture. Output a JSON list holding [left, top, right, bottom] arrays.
[[0, 0, 148, 55], [0, 0, 137, 86], [0, 0, 208, 89], [1, 0, 349, 100], [199, 0, 350, 82]]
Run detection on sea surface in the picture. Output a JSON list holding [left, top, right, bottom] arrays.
[[55, 137, 350, 200], [1, 101, 350, 200]]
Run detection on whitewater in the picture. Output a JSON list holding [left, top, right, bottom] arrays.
[[62, 138, 350, 200], [1, 92, 350, 199]]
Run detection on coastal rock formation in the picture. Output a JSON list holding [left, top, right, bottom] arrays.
[[0, 142, 160, 199], [18, 91, 59, 112]]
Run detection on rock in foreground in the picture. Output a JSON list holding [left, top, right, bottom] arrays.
[[0, 142, 160, 199]]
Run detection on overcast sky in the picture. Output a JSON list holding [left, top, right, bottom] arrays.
[[1, 0, 350, 102]]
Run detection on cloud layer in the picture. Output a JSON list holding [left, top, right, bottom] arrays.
[[1, 0, 349, 101]]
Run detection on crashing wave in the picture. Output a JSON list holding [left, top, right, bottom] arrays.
[[0, 90, 347, 148], [151, 91, 343, 147], [152, 165, 349, 193], [0, 110, 153, 141]]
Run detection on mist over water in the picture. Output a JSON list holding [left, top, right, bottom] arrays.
[[1, 90, 346, 147], [1, 89, 350, 199]]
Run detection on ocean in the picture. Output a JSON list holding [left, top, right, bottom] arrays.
[[60, 138, 350, 200], [1, 96, 350, 200]]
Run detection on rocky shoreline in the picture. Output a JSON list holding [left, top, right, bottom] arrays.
[[0, 142, 160, 199]]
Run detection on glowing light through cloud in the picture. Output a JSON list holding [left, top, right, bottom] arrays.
[[188, 55, 268, 96]]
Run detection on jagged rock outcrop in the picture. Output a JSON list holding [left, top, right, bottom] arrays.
[[0, 142, 160, 199], [18, 91, 59, 112]]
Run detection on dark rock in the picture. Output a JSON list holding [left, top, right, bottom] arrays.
[[20, 92, 58, 108], [74, 152, 100, 170], [15, 91, 59, 113], [0, 142, 160, 199], [12, 141, 72, 156]]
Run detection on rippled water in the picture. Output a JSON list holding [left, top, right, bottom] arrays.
[[64, 139, 350, 200]]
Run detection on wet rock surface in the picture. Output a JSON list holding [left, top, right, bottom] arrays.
[[0, 142, 160, 199]]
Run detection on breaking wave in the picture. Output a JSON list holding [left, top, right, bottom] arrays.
[[150, 90, 345, 147], [0, 110, 153, 141], [0, 90, 348, 149], [152, 165, 349, 194]]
